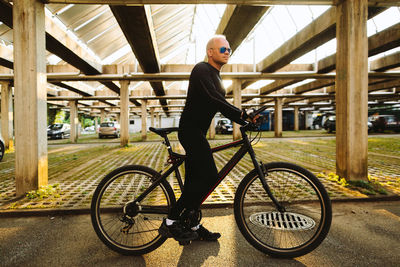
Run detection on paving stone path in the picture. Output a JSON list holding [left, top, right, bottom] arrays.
[[1, 136, 399, 210]]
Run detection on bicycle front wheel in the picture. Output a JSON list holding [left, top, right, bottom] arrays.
[[234, 162, 332, 258], [91, 165, 176, 255]]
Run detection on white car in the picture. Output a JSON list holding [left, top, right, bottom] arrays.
[[0, 134, 4, 161]]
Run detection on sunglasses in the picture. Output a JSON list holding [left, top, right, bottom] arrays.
[[212, 47, 231, 54]]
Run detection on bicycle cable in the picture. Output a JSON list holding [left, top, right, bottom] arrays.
[[249, 123, 262, 146]]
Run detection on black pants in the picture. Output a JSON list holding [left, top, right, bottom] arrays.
[[169, 127, 219, 220]]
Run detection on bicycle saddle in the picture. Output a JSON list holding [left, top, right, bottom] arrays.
[[149, 127, 179, 136]]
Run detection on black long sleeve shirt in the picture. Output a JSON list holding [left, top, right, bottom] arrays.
[[179, 62, 246, 134]]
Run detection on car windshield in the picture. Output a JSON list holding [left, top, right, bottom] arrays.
[[100, 122, 114, 127], [387, 116, 395, 123], [49, 124, 63, 130]]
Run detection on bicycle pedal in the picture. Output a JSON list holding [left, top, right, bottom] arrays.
[[178, 240, 191, 246]]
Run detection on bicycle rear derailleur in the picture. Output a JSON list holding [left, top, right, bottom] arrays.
[[120, 201, 141, 234]]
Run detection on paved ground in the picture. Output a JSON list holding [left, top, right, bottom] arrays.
[[0, 200, 399, 267], [1, 135, 399, 211]]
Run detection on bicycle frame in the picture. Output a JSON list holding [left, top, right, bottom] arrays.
[[134, 124, 284, 212]]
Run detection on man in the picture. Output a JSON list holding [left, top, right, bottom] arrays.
[[159, 35, 253, 243]]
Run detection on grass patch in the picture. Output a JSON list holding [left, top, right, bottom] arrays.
[[368, 137, 400, 156], [347, 179, 388, 196], [26, 184, 61, 200], [317, 172, 389, 196]]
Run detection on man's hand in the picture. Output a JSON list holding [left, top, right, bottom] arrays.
[[242, 109, 260, 123]]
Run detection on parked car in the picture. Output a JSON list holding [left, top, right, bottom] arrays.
[[0, 134, 4, 161], [369, 115, 400, 132], [323, 115, 373, 133], [99, 122, 120, 138], [215, 119, 233, 134], [47, 123, 71, 139], [82, 125, 96, 135], [323, 115, 336, 133]]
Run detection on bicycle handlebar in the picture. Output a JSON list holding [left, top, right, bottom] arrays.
[[241, 105, 268, 132], [252, 105, 268, 117]]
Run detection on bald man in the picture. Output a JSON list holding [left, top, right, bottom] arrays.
[[159, 35, 249, 243]]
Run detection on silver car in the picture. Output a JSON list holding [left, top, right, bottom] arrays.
[[0, 134, 4, 161], [99, 122, 120, 138]]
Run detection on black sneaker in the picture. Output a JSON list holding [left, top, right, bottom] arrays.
[[159, 219, 198, 242], [194, 225, 221, 241]]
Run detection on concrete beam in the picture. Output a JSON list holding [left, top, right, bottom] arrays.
[[257, 7, 336, 73], [260, 80, 301, 95], [52, 82, 93, 97], [0, 0, 121, 96], [110, 5, 168, 112], [0, 51, 117, 106], [0, 57, 13, 70], [216, 5, 271, 53], [318, 22, 400, 73], [42, 1, 400, 6], [368, 79, 400, 92], [370, 51, 400, 72], [294, 79, 335, 94], [258, 6, 385, 73]]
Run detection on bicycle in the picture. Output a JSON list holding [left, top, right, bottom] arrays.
[[90, 106, 332, 258]]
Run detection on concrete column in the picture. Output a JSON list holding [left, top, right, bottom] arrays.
[[274, 98, 283, 138], [69, 101, 78, 143], [94, 116, 98, 133], [1, 82, 13, 149], [336, 0, 368, 181], [294, 106, 299, 131], [158, 114, 162, 128], [208, 117, 216, 139], [100, 109, 105, 123], [141, 100, 147, 141], [13, 0, 47, 195], [120, 81, 130, 146], [232, 79, 242, 140], [150, 107, 155, 128]]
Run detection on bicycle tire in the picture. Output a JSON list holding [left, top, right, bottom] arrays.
[[234, 162, 332, 258], [91, 165, 176, 255]]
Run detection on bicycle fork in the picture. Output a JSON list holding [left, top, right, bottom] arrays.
[[243, 132, 286, 213]]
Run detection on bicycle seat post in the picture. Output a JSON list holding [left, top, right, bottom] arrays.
[[162, 134, 174, 155]]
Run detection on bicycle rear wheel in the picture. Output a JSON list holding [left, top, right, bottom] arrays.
[[91, 165, 176, 255], [234, 162, 332, 258]]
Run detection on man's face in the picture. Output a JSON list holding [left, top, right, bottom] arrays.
[[208, 38, 231, 66]]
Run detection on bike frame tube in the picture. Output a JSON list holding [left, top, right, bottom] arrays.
[[133, 156, 185, 204], [134, 125, 283, 211], [133, 139, 245, 205], [199, 143, 249, 204]]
